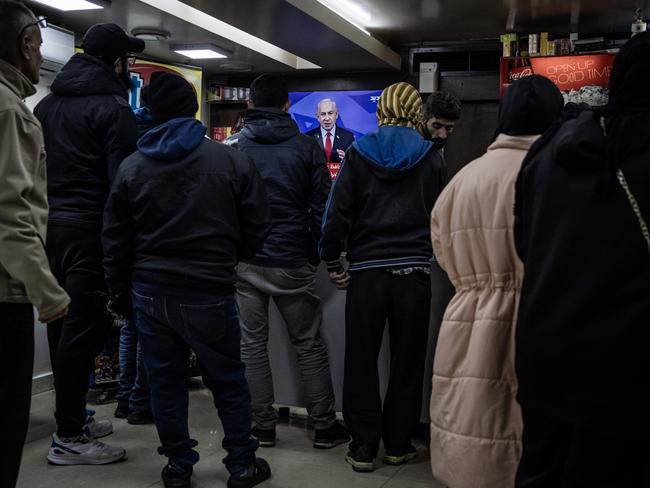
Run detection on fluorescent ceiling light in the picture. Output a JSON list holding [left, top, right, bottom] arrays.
[[315, 0, 371, 36], [30, 0, 103, 10], [174, 49, 227, 59], [139, 0, 321, 70]]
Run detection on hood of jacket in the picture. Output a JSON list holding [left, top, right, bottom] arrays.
[[241, 108, 299, 144], [551, 111, 608, 173], [352, 125, 433, 179], [488, 133, 540, 153], [0, 59, 36, 100], [138, 117, 207, 161], [51, 53, 128, 98]]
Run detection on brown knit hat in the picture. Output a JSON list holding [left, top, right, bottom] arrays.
[[376, 82, 422, 130]]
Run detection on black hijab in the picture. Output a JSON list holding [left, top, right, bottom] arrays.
[[497, 74, 564, 137], [608, 31, 650, 110], [600, 31, 650, 166]]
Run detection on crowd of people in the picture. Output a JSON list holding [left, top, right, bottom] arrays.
[[1, 1, 649, 488]]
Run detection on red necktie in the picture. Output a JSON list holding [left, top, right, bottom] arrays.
[[325, 131, 332, 162]]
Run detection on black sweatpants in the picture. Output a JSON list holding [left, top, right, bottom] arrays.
[[0, 303, 34, 488], [343, 269, 431, 457], [46, 224, 112, 438], [516, 408, 650, 488]]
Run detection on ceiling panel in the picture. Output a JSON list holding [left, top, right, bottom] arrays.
[[349, 0, 648, 43], [180, 0, 399, 70], [26, 0, 401, 74], [27, 0, 294, 73], [25, 0, 649, 76]]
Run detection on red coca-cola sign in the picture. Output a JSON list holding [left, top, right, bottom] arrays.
[[508, 66, 533, 83]]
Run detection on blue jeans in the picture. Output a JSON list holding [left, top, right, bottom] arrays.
[[115, 319, 150, 413], [131, 282, 258, 475]]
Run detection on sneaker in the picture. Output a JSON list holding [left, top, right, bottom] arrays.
[[114, 404, 129, 419], [345, 445, 374, 472], [227, 458, 271, 488], [382, 445, 418, 465], [161, 463, 192, 488], [127, 410, 154, 425], [313, 421, 350, 449], [251, 426, 276, 448], [83, 415, 113, 439], [47, 433, 126, 465]]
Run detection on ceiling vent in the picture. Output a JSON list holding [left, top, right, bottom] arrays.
[[131, 27, 171, 41]]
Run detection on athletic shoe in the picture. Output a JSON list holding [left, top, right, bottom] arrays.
[[227, 458, 271, 488], [114, 404, 129, 419], [127, 410, 154, 425], [83, 415, 113, 439], [251, 426, 276, 447], [313, 422, 350, 449], [47, 433, 126, 465], [382, 445, 418, 465], [161, 463, 192, 488], [345, 445, 374, 472]]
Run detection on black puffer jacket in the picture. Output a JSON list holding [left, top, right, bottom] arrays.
[[35, 53, 138, 229], [514, 110, 650, 434], [103, 118, 271, 295], [225, 108, 331, 267]]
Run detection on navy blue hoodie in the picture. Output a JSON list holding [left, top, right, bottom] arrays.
[[102, 118, 271, 294], [320, 125, 446, 272]]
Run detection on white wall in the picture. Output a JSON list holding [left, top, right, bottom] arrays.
[[24, 72, 58, 393]]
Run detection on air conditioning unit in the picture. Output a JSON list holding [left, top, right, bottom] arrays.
[[419, 62, 439, 93], [41, 25, 74, 73]]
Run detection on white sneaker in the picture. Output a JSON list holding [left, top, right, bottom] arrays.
[[47, 434, 126, 465], [83, 415, 113, 439]]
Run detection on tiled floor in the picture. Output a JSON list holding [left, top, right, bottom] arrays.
[[18, 387, 445, 488]]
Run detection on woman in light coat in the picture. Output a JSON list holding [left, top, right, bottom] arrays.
[[429, 75, 563, 488]]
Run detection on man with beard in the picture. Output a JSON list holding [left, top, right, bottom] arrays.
[[421, 91, 461, 150], [34, 23, 144, 465]]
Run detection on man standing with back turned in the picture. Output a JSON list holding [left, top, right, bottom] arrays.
[[0, 3, 69, 486], [35, 22, 145, 465], [227, 74, 349, 450]]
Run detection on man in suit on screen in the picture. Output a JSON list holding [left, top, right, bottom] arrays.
[[306, 99, 355, 175]]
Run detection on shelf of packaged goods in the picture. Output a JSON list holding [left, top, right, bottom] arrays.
[[206, 100, 249, 105]]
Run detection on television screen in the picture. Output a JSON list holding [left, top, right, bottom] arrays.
[[288, 89, 382, 137], [288, 89, 382, 178]]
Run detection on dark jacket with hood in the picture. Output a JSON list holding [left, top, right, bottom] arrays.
[[320, 125, 446, 272], [515, 32, 650, 435], [514, 111, 650, 434], [35, 53, 138, 229], [102, 118, 271, 295], [225, 108, 331, 267]]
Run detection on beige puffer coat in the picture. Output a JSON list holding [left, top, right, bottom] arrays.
[[429, 134, 538, 488]]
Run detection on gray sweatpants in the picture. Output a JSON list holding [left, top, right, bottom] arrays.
[[236, 262, 336, 430]]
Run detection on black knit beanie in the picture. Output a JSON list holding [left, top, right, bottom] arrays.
[[148, 71, 198, 123], [498, 74, 564, 136]]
